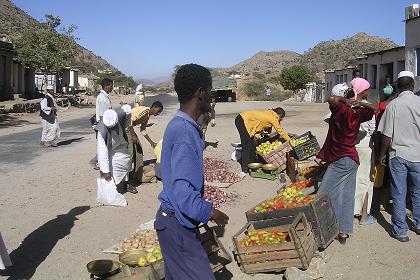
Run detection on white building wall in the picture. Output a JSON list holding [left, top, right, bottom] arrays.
[[405, 15, 420, 92]]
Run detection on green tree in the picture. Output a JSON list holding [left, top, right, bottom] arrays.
[[277, 65, 313, 96], [243, 79, 265, 97], [13, 14, 78, 91]]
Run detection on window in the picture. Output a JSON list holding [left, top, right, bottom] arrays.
[[0, 55, 5, 87], [344, 74, 348, 83], [364, 64, 368, 79], [340, 75, 343, 83], [416, 48, 420, 76], [371, 65, 377, 89], [336, 75, 339, 84]]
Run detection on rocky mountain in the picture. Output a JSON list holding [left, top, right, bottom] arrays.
[[223, 50, 301, 75], [0, 0, 119, 73], [299, 32, 399, 77], [220, 32, 399, 80]]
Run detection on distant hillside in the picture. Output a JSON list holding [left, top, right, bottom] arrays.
[[299, 32, 399, 78], [0, 0, 119, 73], [223, 50, 300, 76], [219, 32, 399, 80]]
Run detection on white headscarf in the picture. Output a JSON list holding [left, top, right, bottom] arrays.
[[103, 109, 118, 128], [331, 83, 349, 97], [121, 104, 132, 116]]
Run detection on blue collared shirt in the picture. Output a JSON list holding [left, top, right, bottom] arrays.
[[158, 111, 212, 228]]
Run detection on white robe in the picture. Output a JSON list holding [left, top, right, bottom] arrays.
[[97, 125, 131, 184], [40, 94, 60, 142]]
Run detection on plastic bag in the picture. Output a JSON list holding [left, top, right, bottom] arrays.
[[96, 178, 127, 206]]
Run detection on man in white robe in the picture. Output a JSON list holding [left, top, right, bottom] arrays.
[[96, 109, 137, 193], [40, 85, 60, 147]]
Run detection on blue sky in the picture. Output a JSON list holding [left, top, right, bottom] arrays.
[[12, 0, 414, 80]]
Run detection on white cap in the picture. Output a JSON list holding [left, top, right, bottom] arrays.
[[46, 85, 54, 90], [331, 83, 348, 97], [103, 109, 118, 128], [121, 104, 132, 115], [398, 71, 414, 79]]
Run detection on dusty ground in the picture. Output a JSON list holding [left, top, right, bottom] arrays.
[[0, 95, 419, 280]]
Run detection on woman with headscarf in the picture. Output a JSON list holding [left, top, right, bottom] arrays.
[[134, 84, 145, 107], [317, 77, 377, 244]]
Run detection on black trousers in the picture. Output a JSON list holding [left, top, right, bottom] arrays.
[[235, 115, 257, 172]]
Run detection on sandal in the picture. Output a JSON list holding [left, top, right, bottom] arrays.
[[359, 215, 377, 225], [336, 233, 349, 245]]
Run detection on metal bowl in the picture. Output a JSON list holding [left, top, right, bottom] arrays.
[[119, 249, 148, 267], [262, 164, 279, 172], [247, 162, 263, 171], [86, 260, 121, 278]]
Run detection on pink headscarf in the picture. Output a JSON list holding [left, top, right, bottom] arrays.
[[350, 78, 370, 98]]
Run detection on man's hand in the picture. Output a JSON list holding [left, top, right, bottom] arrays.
[[345, 99, 358, 107], [150, 141, 157, 148], [210, 208, 229, 227], [103, 172, 112, 181], [210, 119, 216, 127]]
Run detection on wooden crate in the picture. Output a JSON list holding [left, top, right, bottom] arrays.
[[199, 224, 232, 272], [246, 193, 338, 249], [257, 141, 292, 172], [233, 213, 317, 274]]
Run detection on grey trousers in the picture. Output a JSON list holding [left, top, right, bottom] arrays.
[[318, 157, 358, 234]]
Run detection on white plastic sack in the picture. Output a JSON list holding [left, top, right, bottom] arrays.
[[96, 178, 127, 207], [231, 148, 241, 161]]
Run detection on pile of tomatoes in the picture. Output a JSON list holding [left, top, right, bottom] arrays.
[[240, 230, 289, 247], [254, 179, 318, 213]]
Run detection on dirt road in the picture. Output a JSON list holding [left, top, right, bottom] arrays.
[[0, 98, 419, 280]]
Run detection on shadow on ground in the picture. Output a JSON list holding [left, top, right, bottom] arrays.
[[57, 137, 85, 146], [0, 114, 33, 129], [0, 206, 90, 280]]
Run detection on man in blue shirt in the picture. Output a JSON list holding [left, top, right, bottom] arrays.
[[155, 64, 229, 279]]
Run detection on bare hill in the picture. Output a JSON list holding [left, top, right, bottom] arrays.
[[299, 32, 399, 77], [0, 0, 119, 73], [220, 32, 398, 79], [224, 50, 301, 75]]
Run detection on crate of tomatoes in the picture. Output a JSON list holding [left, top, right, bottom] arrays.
[[246, 180, 338, 249], [233, 213, 317, 274]]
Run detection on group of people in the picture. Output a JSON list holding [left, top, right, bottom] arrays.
[[318, 69, 420, 243], [94, 78, 163, 194]]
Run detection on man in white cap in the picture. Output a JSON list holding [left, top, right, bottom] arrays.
[[134, 84, 145, 107], [40, 85, 60, 147], [378, 70, 420, 242], [95, 108, 137, 194]]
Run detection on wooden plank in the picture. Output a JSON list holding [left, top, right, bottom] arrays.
[[242, 258, 302, 273], [239, 250, 300, 263]]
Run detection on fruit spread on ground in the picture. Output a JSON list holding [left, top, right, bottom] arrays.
[[204, 185, 238, 208], [204, 157, 229, 171], [256, 140, 281, 155], [254, 179, 318, 212], [117, 229, 158, 252], [205, 170, 241, 183], [240, 230, 289, 247]]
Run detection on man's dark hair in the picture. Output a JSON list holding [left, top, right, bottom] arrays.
[[174, 64, 212, 104], [352, 69, 361, 77], [397, 77, 415, 92], [151, 101, 163, 110], [101, 78, 113, 89], [272, 107, 286, 118]]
